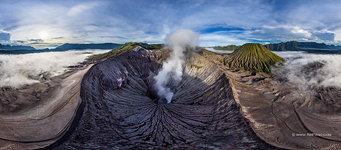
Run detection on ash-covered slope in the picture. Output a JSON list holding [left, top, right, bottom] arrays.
[[0, 64, 92, 150], [225, 43, 284, 74], [230, 69, 341, 149], [54, 46, 276, 149], [2, 43, 339, 149]]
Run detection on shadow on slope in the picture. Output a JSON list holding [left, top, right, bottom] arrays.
[[53, 48, 278, 149]]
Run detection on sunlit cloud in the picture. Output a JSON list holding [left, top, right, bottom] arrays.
[[1, 0, 341, 48], [251, 25, 335, 43], [67, 2, 100, 17], [200, 33, 248, 46]]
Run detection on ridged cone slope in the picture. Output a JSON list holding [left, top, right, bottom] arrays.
[[226, 43, 284, 74]]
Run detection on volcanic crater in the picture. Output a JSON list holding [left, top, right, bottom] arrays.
[[2, 43, 341, 149], [55, 46, 275, 149]]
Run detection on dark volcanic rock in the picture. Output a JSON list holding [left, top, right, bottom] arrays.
[[55, 48, 276, 149], [3, 45, 340, 149], [229, 67, 341, 149], [198, 48, 341, 149]]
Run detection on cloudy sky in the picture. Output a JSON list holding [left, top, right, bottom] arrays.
[[1, 0, 341, 48]]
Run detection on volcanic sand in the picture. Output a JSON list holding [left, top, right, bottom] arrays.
[[0, 65, 92, 149]]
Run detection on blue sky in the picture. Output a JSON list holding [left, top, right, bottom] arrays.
[[1, 0, 341, 48]]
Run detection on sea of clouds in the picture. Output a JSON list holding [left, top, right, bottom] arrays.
[[273, 51, 341, 89], [2, 47, 339, 91], [0, 49, 109, 87]]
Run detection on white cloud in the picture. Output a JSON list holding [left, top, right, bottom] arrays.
[[179, 1, 274, 29], [0, 30, 10, 41], [251, 25, 335, 42], [333, 29, 341, 42], [312, 30, 335, 41], [0, 50, 110, 87], [2, 0, 341, 47], [274, 51, 341, 89], [200, 33, 248, 46], [67, 2, 99, 17]]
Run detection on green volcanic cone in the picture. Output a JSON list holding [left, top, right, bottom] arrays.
[[225, 43, 284, 74]]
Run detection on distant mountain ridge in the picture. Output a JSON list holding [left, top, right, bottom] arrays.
[[55, 43, 121, 50], [0, 43, 121, 51], [264, 41, 341, 51], [0, 43, 122, 54], [0, 43, 36, 50], [214, 45, 239, 51]]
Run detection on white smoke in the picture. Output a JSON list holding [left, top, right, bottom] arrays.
[[273, 51, 341, 89], [0, 49, 109, 88], [153, 29, 199, 103]]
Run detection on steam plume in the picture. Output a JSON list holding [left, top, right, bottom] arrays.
[[153, 29, 199, 103], [273, 51, 341, 89]]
